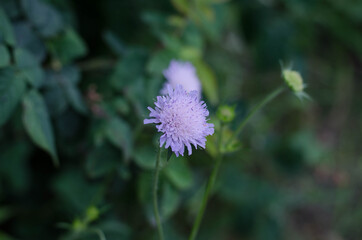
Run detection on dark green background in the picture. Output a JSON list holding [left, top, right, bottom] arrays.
[[0, 0, 361, 239]]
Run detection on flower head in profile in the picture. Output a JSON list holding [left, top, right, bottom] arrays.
[[282, 68, 311, 101], [144, 85, 214, 157], [161, 60, 202, 97]]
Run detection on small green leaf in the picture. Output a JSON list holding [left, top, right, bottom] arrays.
[[0, 7, 15, 45], [105, 117, 133, 160], [47, 28, 87, 64], [0, 69, 26, 126], [0, 45, 10, 67], [164, 157, 193, 190], [22, 90, 58, 166]]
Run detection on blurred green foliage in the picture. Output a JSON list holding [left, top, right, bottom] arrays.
[[0, 0, 361, 239]]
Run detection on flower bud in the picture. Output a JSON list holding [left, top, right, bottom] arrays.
[[217, 105, 236, 123], [283, 70, 304, 92], [86, 206, 99, 223]]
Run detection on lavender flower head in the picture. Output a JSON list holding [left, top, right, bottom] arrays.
[[144, 85, 214, 157], [161, 60, 202, 97]]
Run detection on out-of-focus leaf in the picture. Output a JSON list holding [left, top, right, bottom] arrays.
[[0, 207, 12, 225], [0, 69, 26, 126], [63, 78, 87, 114], [103, 31, 126, 55], [137, 172, 153, 204], [44, 67, 86, 114], [0, 141, 31, 193], [105, 117, 133, 160], [13, 22, 46, 62], [47, 28, 87, 64], [110, 50, 147, 89], [2, 0, 21, 19], [22, 90, 58, 166], [137, 172, 154, 223], [0, 7, 15, 45], [112, 98, 130, 115], [171, 0, 190, 14], [43, 87, 68, 116], [161, 182, 180, 219], [96, 219, 131, 239], [14, 48, 44, 87], [0, 45, 10, 67], [164, 157, 193, 190], [86, 144, 120, 178], [193, 60, 219, 105], [21, 0, 63, 37], [133, 145, 157, 170], [146, 49, 174, 76], [53, 169, 101, 212], [179, 46, 202, 62], [218, 165, 280, 206], [0, 231, 15, 240]]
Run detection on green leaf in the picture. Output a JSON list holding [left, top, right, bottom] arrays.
[[110, 50, 147, 90], [137, 172, 153, 204], [193, 60, 219, 105], [0, 45, 10, 67], [0, 231, 15, 240], [146, 49, 174, 76], [22, 90, 58, 166], [63, 77, 87, 114], [103, 31, 126, 55], [133, 145, 157, 170], [171, 0, 190, 14], [43, 86, 68, 116], [14, 48, 44, 87], [53, 169, 101, 212], [0, 141, 31, 193], [20, 0, 63, 37], [0, 7, 15, 45], [105, 117, 133, 160], [161, 182, 180, 219], [0, 69, 26, 126], [43, 67, 86, 114], [164, 157, 193, 190], [85, 144, 120, 178], [13, 22, 46, 61], [0, 207, 12, 224], [47, 28, 87, 64], [95, 219, 131, 239]]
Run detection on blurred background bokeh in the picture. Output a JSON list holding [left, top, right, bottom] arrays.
[[0, 0, 361, 239]]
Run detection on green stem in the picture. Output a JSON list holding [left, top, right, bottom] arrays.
[[153, 146, 164, 240], [189, 124, 224, 240], [226, 86, 285, 147]]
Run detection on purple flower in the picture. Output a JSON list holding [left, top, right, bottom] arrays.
[[161, 60, 202, 97], [144, 85, 214, 157]]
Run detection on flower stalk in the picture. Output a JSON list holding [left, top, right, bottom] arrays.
[[189, 123, 224, 240], [189, 86, 285, 240], [226, 86, 285, 147], [153, 146, 164, 240]]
